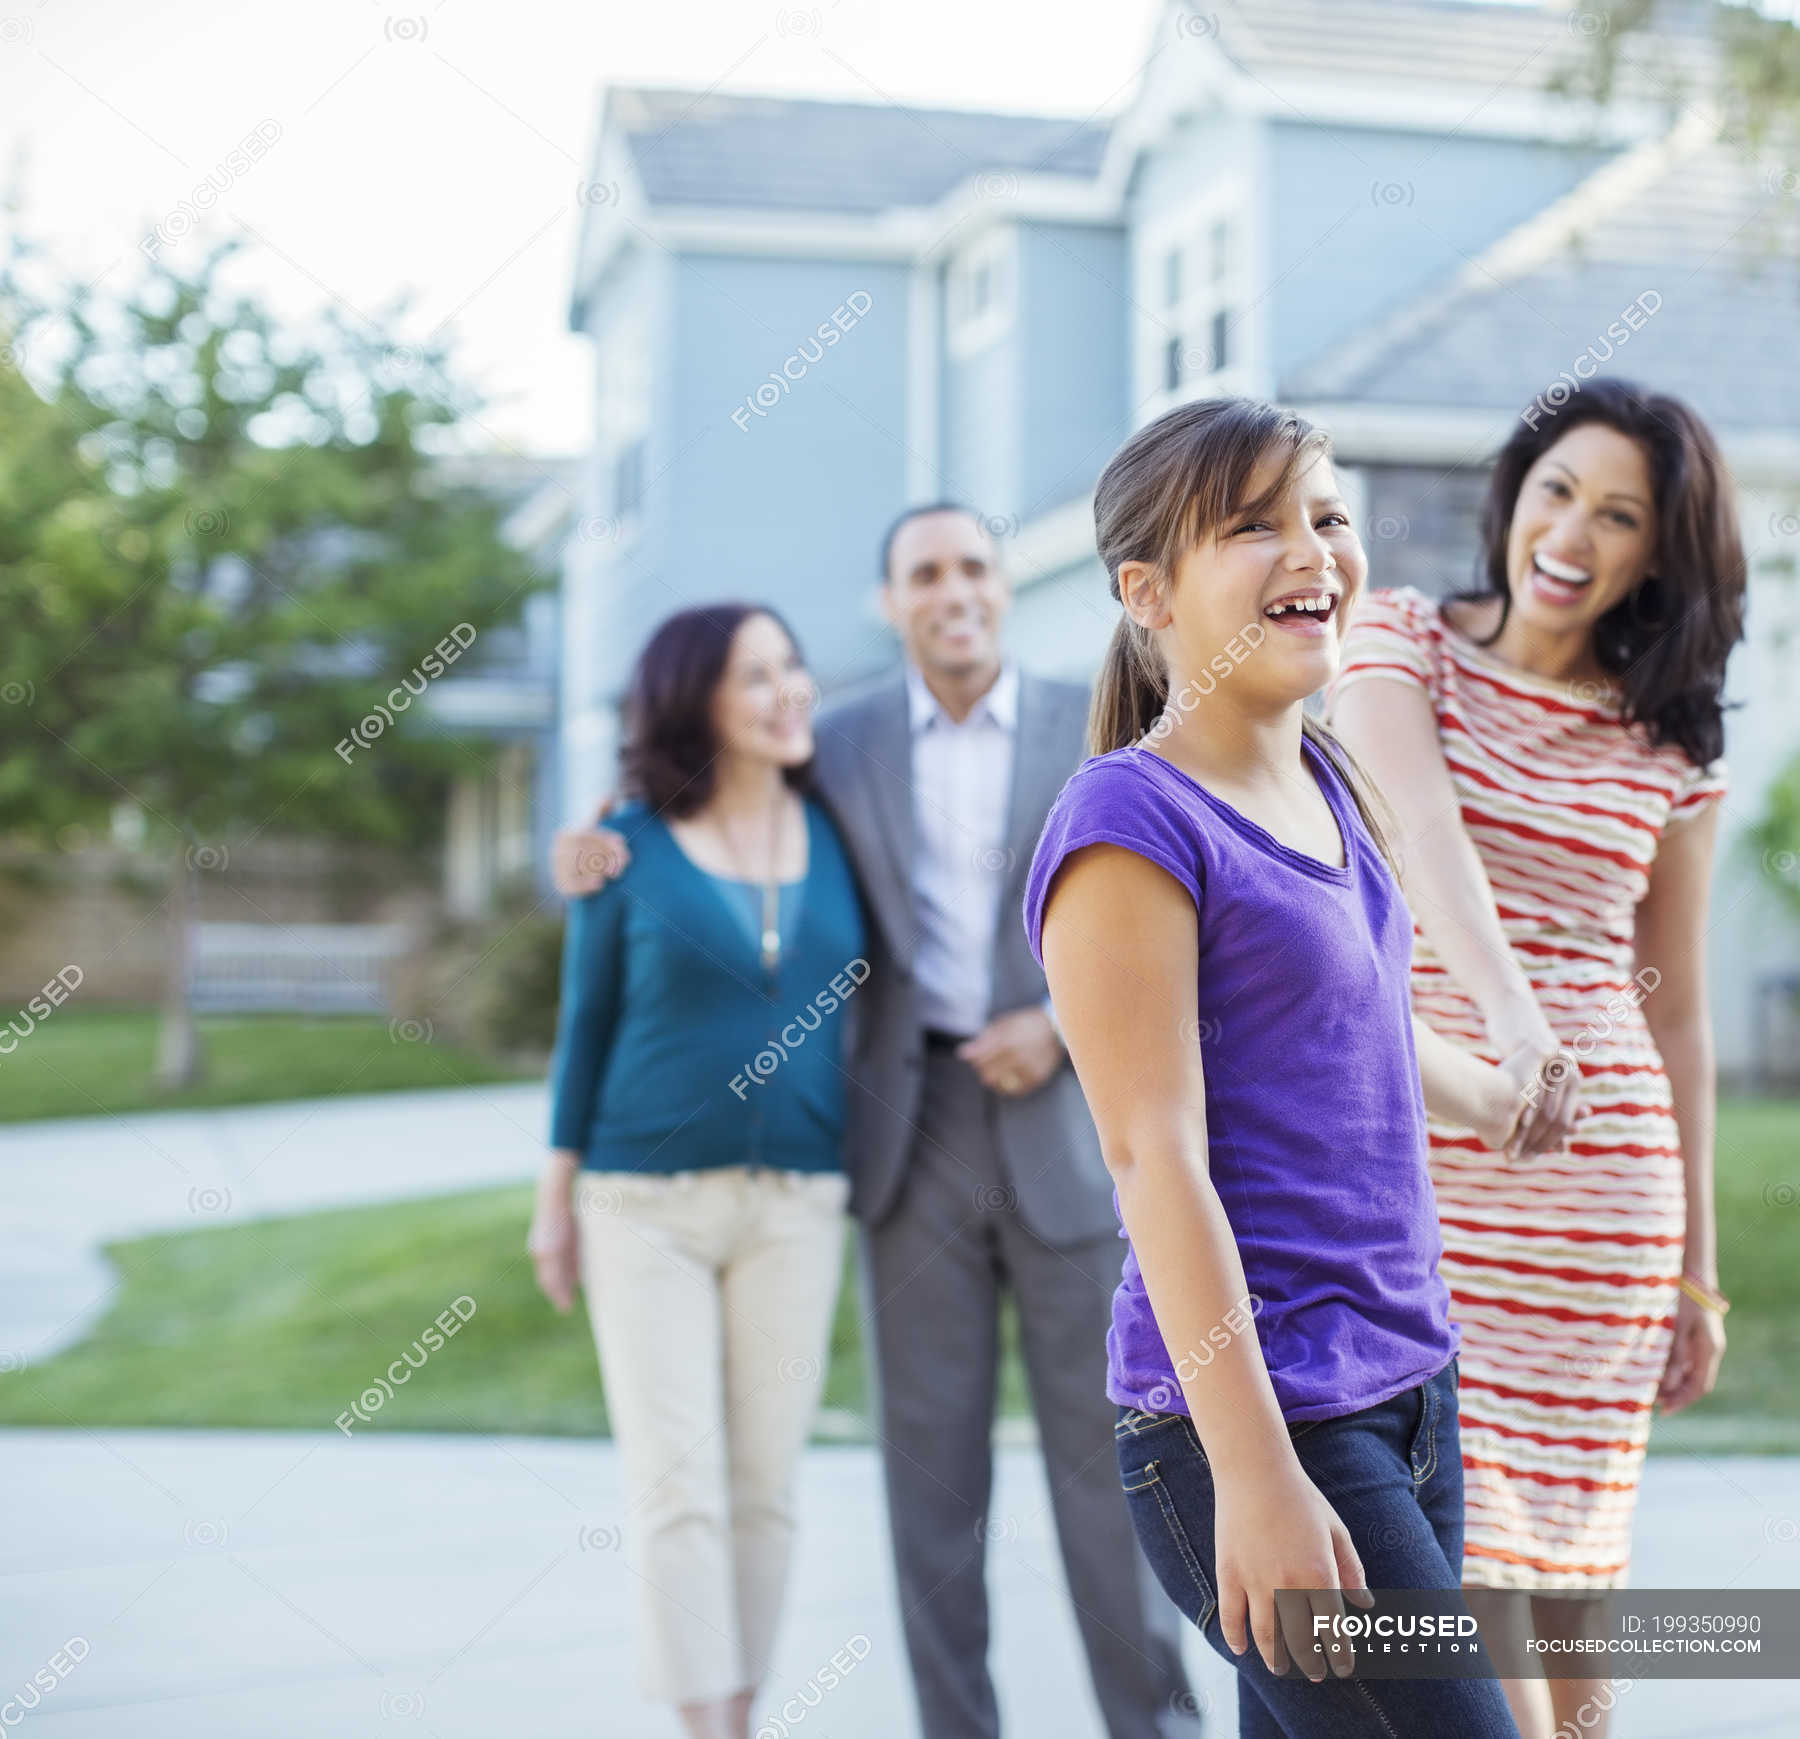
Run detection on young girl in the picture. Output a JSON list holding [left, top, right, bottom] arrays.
[[1023, 398, 1532, 1737]]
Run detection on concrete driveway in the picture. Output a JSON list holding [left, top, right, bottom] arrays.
[[2, 1431, 1798, 1737]]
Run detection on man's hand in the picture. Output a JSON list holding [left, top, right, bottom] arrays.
[[552, 795, 629, 897], [958, 1006, 1064, 1097]]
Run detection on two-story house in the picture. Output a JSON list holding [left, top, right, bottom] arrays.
[[563, 0, 1800, 1079]]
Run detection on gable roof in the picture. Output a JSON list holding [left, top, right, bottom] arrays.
[[1203, 0, 1716, 105], [1282, 112, 1800, 430], [606, 86, 1109, 215]]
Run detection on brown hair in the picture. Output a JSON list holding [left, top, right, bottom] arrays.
[[1463, 377, 1745, 767], [1089, 396, 1400, 874]]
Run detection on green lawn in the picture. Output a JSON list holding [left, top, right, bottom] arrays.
[[0, 1100, 1789, 1450], [0, 1009, 536, 1124], [1654, 1096, 1800, 1450], [0, 1181, 1031, 1436]]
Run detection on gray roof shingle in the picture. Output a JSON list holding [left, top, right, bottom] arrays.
[[608, 86, 1110, 214], [1207, 0, 1716, 107], [1283, 137, 1800, 431]]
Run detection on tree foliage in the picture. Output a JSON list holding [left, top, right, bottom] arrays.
[[0, 233, 546, 860]]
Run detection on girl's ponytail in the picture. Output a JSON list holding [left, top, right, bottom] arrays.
[[1088, 614, 1168, 756]]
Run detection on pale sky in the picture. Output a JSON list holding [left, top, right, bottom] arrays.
[[0, 0, 1169, 457], [6, 0, 1773, 458]]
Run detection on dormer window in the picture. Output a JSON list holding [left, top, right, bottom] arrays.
[[1142, 202, 1245, 409], [947, 227, 1017, 359]]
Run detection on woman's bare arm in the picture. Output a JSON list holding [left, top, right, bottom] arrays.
[[1635, 802, 1726, 1413], [1332, 676, 1577, 1154], [1040, 842, 1369, 1681]]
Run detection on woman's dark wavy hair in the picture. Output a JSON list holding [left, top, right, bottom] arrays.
[[619, 602, 813, 817], [1460, 377, 1745, 767]]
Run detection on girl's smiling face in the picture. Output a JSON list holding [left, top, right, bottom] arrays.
[[1122, 446, 1367, 711]]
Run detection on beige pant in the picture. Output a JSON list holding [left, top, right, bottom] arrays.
[[576, 1165, 849, 1705]]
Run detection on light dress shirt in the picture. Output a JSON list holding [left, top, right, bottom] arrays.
[[904, 658, 1020, 1038]]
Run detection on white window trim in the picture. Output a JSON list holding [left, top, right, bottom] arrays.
[[946, 226, 1017, 361], [597, 306, 651, 453], [1135, 183, 1250, 419], [596, 298, 652, 536]]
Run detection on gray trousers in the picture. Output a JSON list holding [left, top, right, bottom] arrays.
[[859, 1045, 1201, 1739]]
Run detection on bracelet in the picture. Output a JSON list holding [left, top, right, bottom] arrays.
[[1677, 1272, 1730, 1315]]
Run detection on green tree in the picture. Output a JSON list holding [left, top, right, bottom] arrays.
[[1562, 2, 1800, 156], [0, 234, 549, 1087], [1751, 750, 1800, 922]]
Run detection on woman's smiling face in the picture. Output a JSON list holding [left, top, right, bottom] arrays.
[[1504, 421, 1659, 637]]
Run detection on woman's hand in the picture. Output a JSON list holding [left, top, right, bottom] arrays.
[[1214, 1457, 1374, 1681], [1656, 1291, 1726, 1416], [528, 1154, 582, 1312]]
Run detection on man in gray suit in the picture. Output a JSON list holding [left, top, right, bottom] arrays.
[[553, 504, 1197, 1739]]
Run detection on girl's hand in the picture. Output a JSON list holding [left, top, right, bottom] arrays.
[[528, 1158, 581, 1312], [1656, 1292, 1726, 1416], [1490, 1009, 1583, 1158], [1214, 1457, 1375, 1681], [1477, 1046, 1534, 1157]]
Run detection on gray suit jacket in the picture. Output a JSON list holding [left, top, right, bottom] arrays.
[[809, 669, 1117, 1248]]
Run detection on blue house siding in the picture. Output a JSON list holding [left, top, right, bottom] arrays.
[[1008, 553, 1110, 688], [654, 253, 910, 693], [1267, 121, 1615, 388], [576, 247, 673, 712], [940, 307, 1024, 528], [1128, 108, 1258, 224], [1018, 222, 1132, 518]]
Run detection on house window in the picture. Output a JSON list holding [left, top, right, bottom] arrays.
[[598, 306, 651, 530], [614, 440, 645, 522], [1145, 203, 1243, 408], [947, 228, 1016, 359], [1210, 218, 1232, 284]]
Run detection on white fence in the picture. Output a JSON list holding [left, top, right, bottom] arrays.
[[186, 922, 416, 1015]]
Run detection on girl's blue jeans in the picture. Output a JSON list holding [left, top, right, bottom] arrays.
[[1115, 1356, 1522, 1738]]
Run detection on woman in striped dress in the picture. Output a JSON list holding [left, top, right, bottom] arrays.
[[1328, 378, 1745, 1739]]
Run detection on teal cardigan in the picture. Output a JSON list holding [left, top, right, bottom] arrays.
[[547, 796, 867, 1175]]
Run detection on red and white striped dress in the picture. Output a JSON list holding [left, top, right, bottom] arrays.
[[1328, 586, 1726, 1589]]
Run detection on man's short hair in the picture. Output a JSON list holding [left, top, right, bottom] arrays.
[[877, 501, 988, 583]]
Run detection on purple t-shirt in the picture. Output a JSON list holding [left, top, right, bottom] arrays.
[[1022, 735, 1458, 1424]]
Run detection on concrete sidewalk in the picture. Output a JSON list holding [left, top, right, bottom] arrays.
[[3, 1431, 1798, 1738], [0, 1082, 548, 1363]]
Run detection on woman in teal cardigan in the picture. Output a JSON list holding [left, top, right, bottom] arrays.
[[529, 602, 865, 1739]]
